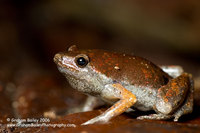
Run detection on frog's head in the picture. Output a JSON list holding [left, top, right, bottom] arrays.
[[54, 45, 111, 94], [54, 45, 91, 78]]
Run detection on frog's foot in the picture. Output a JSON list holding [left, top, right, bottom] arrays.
[[173, 96, 193, 122], [81, 83, 137, 125], [82, 114, 110, 125], [82, 108, 135, 125], [137, 114, 173, 120]]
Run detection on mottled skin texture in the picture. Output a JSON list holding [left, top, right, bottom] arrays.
[[54, 45, 194, 125]]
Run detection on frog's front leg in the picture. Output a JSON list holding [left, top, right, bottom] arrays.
[[137, 73, 193, 121], [66, 96, 104, 114], [82, 83, 137, 125]]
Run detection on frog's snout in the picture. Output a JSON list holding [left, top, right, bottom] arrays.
[[54, 53, 62, 64]]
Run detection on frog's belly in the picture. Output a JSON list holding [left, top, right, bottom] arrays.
[[125, 85, 157, 111]]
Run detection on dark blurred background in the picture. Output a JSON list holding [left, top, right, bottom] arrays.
[[1, 0, 200, 77], [0, 0, 200, 124]]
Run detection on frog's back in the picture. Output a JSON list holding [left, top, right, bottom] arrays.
[[87, 49, 171, 89]]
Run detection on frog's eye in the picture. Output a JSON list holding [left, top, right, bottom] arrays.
[[75, 55, 89, 68]]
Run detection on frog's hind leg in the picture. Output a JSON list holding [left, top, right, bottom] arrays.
[[155, 73, 193, 121], [159, 66, 194, 121], [173, 74, 194, 121], [137, 73, 193, 121]]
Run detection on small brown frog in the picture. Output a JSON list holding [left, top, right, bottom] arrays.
[[54, 45, 193, 125]]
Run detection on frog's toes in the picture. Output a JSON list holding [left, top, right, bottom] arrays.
[[137, 114, 173, 120], [136, 115, 149, 120], [174, 116, 180, 122], [81, 115, 109, 125], [136, 114, 157, 120]]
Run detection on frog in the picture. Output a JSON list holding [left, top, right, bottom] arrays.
[[54, 45, 194, 125]]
